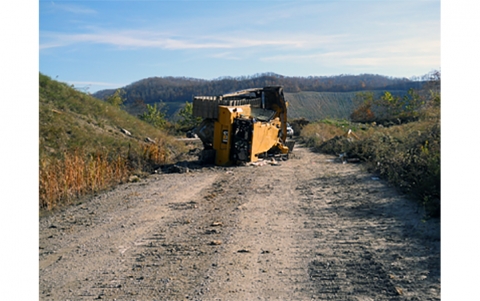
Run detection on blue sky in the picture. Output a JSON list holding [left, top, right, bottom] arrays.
[[4, 2, 480, 299], [39, 0, 440, 93]]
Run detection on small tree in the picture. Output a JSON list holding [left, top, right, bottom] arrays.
[[177, 101, 202, 130], [138, 103, 166, 128], [379, 91, 404, 118], [350, 92, 376, 123], [105, 89, 126, 107], [403, 88, 424, 114], [424, 70, 441, 107]]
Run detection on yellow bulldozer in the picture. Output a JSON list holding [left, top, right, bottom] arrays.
[[192, 86, 294, 166]]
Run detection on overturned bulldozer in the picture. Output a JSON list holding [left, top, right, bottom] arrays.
[[193, 86, 294, 166]]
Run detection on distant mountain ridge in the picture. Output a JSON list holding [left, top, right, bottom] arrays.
[[93, 73, 424, 103], [92, 73, 426, 121]]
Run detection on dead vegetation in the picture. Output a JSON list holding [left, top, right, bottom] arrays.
[[39, 152, 129, 210], [299, 73, 441, 217], [39, 74, 185, 211]]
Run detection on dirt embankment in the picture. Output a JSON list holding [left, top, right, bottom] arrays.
[[39, 143, 440, 301]]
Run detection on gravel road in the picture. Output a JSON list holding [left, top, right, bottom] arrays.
[[39, 143, 440, 300]]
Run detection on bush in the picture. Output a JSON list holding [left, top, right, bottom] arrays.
[[105, 89, 126, 107], [138, 103, 167, 128], [350, 89, 425, 126], [300, 115, 440, 218], [177, 101, 202, 131]]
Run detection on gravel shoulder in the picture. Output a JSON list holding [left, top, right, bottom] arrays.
[[39, 143, 440, 300]]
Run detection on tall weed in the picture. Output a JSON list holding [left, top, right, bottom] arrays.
[[39, 74, 185, 211], [39, 151, 129, 210], [300, 114, 440, 217], [39, 140, 174, 211]]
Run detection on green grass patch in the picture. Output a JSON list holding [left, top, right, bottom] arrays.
[[39, 73, 187, 211]]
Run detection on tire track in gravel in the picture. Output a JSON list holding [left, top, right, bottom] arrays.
[[39, 143, 440, 301], [196, 150, 319, 301], [194, 145, 440, 301], [39, 170, 221, 299], [298, 163, 440, 301]]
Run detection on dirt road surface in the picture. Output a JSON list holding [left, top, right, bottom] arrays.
[[39, 143, 440, 300]]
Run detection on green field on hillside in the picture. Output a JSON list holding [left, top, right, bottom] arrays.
[[285, 90, 407, 121]]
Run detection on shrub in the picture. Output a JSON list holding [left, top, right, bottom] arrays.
[[105, 89, 126, 107], [177, 101, 202, 131], [300, 113, 440, 218], [138, 103, 167, 128]]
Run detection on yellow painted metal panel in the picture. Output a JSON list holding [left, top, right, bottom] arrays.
[[250, 118, 282, 162], [213, 105, 251, 166]]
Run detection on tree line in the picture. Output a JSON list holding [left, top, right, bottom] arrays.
[[93, 73, 429, 105]]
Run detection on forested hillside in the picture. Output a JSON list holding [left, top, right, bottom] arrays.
[[93, 73, 425, 105], [92, 73, 426, 121]]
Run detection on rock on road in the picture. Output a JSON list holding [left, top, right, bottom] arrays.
[[39, 144, 440, 300]]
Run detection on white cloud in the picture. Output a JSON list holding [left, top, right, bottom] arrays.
[[39, 42, 66, 50], [40, 28, 346, 52], [51, 2, 97, 15], [65, 80, 127, 93], [69, 81, 123, 87], [206, 52, 242, 60], [260, 36, 440, 68]]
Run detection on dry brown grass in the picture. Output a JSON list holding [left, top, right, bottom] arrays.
[[39, 151, 129, 210], [142, 141, 168, 165], [300, 112, 440, 218], [301, 122, 347, 146], [39, 74, 186, 211], [39, 139, 174, 211]]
